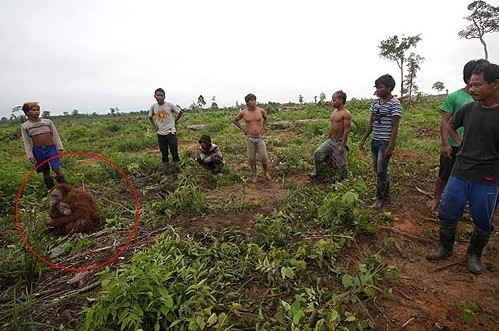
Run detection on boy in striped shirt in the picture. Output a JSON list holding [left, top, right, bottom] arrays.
[[359, 74, 403, 208]]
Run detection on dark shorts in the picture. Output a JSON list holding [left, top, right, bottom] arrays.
[[33, 145, 61, 173], [438, 146, 459, 181]]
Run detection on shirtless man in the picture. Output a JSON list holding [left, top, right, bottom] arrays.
[[233, 93, 271, 183], [310, 90, 352, 180]]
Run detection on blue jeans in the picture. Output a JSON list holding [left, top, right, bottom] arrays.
[[371, 139, 390, 199], [438, 176, 499, 233]]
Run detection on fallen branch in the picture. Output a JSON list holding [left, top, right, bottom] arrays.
[[98, 196, 136, 214], [385, 223, 407, 257], [430, 260, 462, 273], [395, 289, 425, 306], [380, 226, 433, 242], [401, 317, 415, 328], [49, 281, 100, 303], [415, 187, 433, 198], [374, 295, 394, 324]]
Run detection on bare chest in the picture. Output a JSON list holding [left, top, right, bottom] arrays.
[[243, 110, 263, 123]]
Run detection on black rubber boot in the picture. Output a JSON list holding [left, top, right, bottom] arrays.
[[427, 221, 457, 261], [55, 175, 67, 183], [162, 162, 170, 175], [466, 227, 491, 275], [173, 162, 181, 173], [44, 177, 55, 190]]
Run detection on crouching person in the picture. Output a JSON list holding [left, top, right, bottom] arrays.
[[310, 90, 352, 181], [197, 135, 224, 175]]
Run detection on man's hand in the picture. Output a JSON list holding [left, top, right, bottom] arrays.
[[441, 143, 453, 158], [338, 145, 345, 155], [384, 144, 394, 158]]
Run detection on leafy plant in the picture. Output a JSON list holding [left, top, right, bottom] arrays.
[[150, 182, 208, 218]]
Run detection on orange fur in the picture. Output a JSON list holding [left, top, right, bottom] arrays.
[[47, 184, 100, 235]]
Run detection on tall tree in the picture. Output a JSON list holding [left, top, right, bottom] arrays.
[[319, 92, 326, 102], [42, 111, 51, 118], [197, 95, 206, 108], [458, 1, 499, 60], [11, 105, 21, 119], [298, 94, 304, 104], [378, 34, 422, 97], [432, 81, 445, 92], [403, 53, 425, 98]]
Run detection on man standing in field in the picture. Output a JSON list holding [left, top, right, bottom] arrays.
[[359, 74, 403, 209], [427, 59, 489, 210], [233, 93, 271, 183], [427, 62, 499, 275], [310, 90, 352, 180], [148, 88, 183, 175]]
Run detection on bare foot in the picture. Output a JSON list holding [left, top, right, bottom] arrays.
[[426, 198, 438, 210]]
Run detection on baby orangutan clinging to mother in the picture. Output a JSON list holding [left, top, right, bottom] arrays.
[[46, 183, 100, 236]]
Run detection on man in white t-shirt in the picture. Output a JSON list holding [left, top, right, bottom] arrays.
[[148, 88, 183, 175]]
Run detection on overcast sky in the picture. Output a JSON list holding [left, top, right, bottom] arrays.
[[1, 0, 498, 117]]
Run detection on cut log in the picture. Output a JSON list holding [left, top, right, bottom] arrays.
[[270, 119, 315, 129], [186, 125, 205, 131]]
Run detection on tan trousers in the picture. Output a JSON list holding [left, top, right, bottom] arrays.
[[245, 136, 269, 165]]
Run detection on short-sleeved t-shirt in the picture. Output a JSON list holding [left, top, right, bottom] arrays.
[[370, 97, 403, 142], [148, 102, 181, 135], [441, 89, 471, 147], [450, 102, 499, 185]]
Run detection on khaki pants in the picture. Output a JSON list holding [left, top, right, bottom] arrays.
[[313, 138, 348, 178], [245, 136, 269, 165]]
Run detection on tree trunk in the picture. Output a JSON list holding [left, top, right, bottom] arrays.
[[479, 37, 488, 60], [408, 73, 413, 98], [400, 59, 404, 98]]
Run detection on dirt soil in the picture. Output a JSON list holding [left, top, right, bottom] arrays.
[[366, 151, 499, 330], [18, 158, 499, 330]]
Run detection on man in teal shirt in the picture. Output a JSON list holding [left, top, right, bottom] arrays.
[[427, 59, 489, 210]]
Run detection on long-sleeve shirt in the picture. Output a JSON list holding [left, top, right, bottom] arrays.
[[21, 118, 64, 159], [199, 144, 224, 163]]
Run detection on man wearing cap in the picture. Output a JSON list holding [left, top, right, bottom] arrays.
[[197, 135, 224, 175]]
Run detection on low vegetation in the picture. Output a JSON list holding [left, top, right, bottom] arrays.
[[4, 96, 486, 330]]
